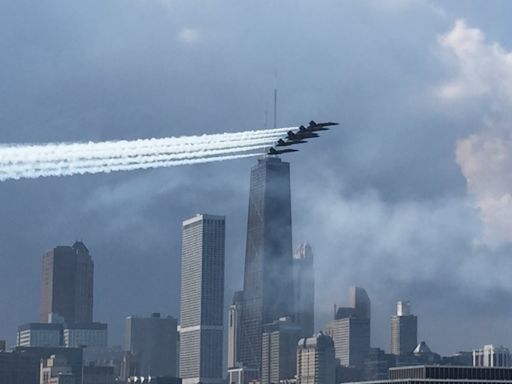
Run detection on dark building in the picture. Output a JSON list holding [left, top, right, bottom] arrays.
[[240, 157, 294, 371], [40, 241, 94, 324], [364, 348, 396, 381], [15, 346, 83, 384], [83, 363, 115, 384], [293, 243, 315, 338], [0, 340, 6, 351], [391, 301, 417, 356], [347, 365, 512, 384], [125, 313, 178, 378], [0, 350, 40, 384]]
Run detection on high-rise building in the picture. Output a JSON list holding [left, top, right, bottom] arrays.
[[294, 243, 315, 338], [390, 301, 417, 356], [240, 157, 294, 371], [473, 345, 512, 367], [326, 287, 371, 369], [228, 291, 243, 369], [297, 332, 336, 384], [125, 313, 178, 377], [261, 317, 301, 384], [40, 241, 94, 324], [179, 214, 225, 384]]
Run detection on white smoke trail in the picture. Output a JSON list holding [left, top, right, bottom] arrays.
[[0, 127, 295, 181]]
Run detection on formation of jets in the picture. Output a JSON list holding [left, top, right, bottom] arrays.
[[267, 120, 338, 155]]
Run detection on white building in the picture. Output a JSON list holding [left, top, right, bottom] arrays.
[[297, 332, 336, 384], [473, 345, 512, 367]]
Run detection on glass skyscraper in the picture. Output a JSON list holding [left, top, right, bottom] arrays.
[[179, 214, 225, 384], [239, 157, 294, 372]]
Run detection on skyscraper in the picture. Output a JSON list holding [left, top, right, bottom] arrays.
[[240, 157, 294, 371], [179, 214, 225, 384], [294, 243, 315, 338], [40, 241, 94, 324], [391, 301, 417, 356], [326, 287, 371, 369], [297, 332, 336, 384], [228, 291, 244, 369], [261, 317, 301, 384], [125, 313, 178, 377]]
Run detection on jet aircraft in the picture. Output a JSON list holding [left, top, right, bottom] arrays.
[[268, 147, 298, 155], [287, 130, 319, 140], [276, 138, 307, 147], [308, 120, 339, 130]]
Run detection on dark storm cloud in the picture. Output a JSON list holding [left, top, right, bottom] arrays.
[[1, 0, 511, 354]]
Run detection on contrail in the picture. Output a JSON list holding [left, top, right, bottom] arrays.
[[0, 127, 293, 181]]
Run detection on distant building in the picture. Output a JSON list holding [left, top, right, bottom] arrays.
[[364, 348, 396, 381], [0, 340, 6, 351], [326, 287, 371, 369], [473, 345, 512, 367], [228, 291, 243, 369], [83, 346, 125, 380], [297, 332, 336, 384], [0, 350, 40, 384], [125, 313, 178, 377], [15, 346, 83, 384], [261, 317, 301, 384], [179, 214, 225, 384], [40, 241, 94, 324], [390, 301, 417, 356], [346, 364, 512, 384], [40, 354, 75, 384], [227, 366, 259, 384], [82, 363, 115, 384], [17, 323, 63, 347], [239, 157, 294, 373], [293, 243, 315, 338], [63, 323, 107, 348]]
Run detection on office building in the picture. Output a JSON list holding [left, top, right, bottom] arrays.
[[363, 348, 396, 381], [228, 291, 243, 369], [297, 332, 336, 384], [41, 241, 94, 324], [261, 317, 301, 384], [227, 367, 259, 384], [63, 323, 107, 348], [473, 345, 512, 367], [179, 214, 225, 384], [0, 350, 40, 384], [82, 363, 115, 384], [326, 287, 370, 369], [0, 340, 6, 351], [391, 301, 417, 356], [15, 346, 83, 384], [240, 157, 294, 371], [40, 354, 75, 384], [125, 313, 178, 377], [347, 365, 512, 384], [17, 323, 63, 347], [294, 243, 315, 338]]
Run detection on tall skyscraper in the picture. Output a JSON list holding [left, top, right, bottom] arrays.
[[40, 241, 94, 324], [391, 301, 417, 356], [297, 332, 336, 384], [179, 214, 225, 384], [326, 287, 371, 369], [261, 317, 301, 384], [294, 243, 315, 338], [228, 291, 244, 369], [125, 313, 178, 377], [240, 157, 294, 371]]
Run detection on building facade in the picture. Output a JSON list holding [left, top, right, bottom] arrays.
[[261, 317, 301, 384], [473, 345, 512, 367], [40, 241, 94, 324], [297, 332, 336, 384], [63, 323, 107, 348], [17, 323, 63, 347], [240, 157, 294, 372], [293, 243, 315, 338], [228, 291, 243, 369], [390, 301, 417, 356], [125, 313, 178, 378], [179, 214, 225, 384]]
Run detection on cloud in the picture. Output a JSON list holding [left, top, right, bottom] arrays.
[[439, 20, 512, 245], [177, 27, 202, 45]]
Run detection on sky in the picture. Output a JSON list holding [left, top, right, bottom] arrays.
[[1, 0, 512, 355]]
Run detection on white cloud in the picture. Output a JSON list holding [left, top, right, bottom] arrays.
[[439, 20, 512, 245], [177, 27, 202, 45]]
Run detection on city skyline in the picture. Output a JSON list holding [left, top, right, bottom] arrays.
[[2, 0, 512, 357]]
